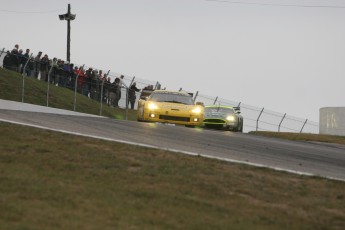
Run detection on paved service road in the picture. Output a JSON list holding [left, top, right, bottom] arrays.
[[0, 109, 344, 181]]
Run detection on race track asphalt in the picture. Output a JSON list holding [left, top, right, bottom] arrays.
[[0, 107, 344, 182]]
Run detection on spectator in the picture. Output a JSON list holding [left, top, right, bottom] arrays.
[[83, 67, 93, 97], [69, 65, 78, 90], [103, 75, 111, 105], [90, 69, 99, 100], [17, 49, 25, 73], [114, 77, 121, 107], [10, 44, 19, 71], [55, 60, 64, 86], [39, 54, 49, 81], [114, 75, 127, 107], [60, 61, 70, 87], [75, 66, 85, 93], [33, 51, 42, 79], [21, 49, 30, 75], [68, 63, 75, 89], [26, 57, 35, 77], [119, 75, 127, 88], [11, 44, 19, 53], [98, 70, 103, 80], [2, 51, 12, 69], [50, 58, 58, 84], [142, 84, 154, 90], [128, 82, 140, 109], [110, 77, 121, 107], [47, 59, 52, 82], [98, 70, 105, 100]]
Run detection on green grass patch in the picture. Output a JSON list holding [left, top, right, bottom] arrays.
[[0, 68, 137, 121], [0, 123, 344, 230], [249, 131, 345, 145]]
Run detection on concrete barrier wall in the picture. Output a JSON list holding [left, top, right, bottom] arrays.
[[320, 107, 345, 136]]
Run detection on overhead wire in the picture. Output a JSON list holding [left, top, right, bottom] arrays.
[[0, 8, 66, 14], [205, 0, 345, 9]]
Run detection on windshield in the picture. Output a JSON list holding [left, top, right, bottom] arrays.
[[149, 92, 194, 105], [205, 107, 234, 116]]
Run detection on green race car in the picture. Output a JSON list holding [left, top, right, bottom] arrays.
[[203, 105, 243, 132]]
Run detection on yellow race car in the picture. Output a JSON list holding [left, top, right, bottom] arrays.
[[137, 90, 204, 127]]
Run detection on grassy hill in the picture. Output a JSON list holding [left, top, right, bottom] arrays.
[[0, 68, 137, 120]]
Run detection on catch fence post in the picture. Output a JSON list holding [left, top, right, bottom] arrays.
[[46, 60, 56, 107], [21, 53, 33, 103], [0, 48, 5, 61], [256, 107, 264, 131], [129, 76, 135, 86], [193, 91, 199, 103], [100, 78, 105, 116], [213, 96, 218, 105], [237, 102, 241, 107], [154, 81, 160, 90], [125, 87, 129, 120], [300, 119, 308, 133], [74, 64, 85, 111], [123, 76, 135, 119], [278, 113, 286, 132], [99, 70, 110, 116]]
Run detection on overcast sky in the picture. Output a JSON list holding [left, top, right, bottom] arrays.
[[1, 0, 344, 122]]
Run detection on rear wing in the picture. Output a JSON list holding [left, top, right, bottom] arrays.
[[139, 89, 154, 100]]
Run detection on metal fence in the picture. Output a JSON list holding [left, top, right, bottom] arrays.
[[0, 47, 160, 118], [195, 93, 318, 133], [0, 46, 319, 133]]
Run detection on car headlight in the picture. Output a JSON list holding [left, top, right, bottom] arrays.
[[226, 115, 235, 122], [148, 103, 158, 110], [192, 107, 202, 114]]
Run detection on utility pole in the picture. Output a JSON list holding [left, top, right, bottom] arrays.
[[59, 4, 76, 62]]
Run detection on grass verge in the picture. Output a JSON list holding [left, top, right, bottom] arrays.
[[249, 131, 345, 145], [0, 122, 344, 230]]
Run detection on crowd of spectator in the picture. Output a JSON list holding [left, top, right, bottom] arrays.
[[1, 44, 143, 108]]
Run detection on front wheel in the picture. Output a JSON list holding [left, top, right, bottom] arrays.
[[237, 120, 243, 132], [237, 125, 243, 132], [233, 119, 243, 132]]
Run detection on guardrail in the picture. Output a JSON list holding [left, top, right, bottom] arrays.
[[0, 46, 319, 133]]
